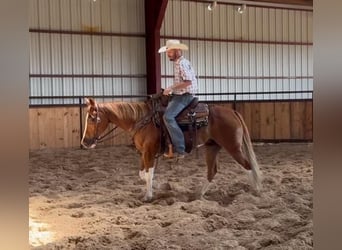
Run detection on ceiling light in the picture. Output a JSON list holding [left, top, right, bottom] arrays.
[[207, 1, 217, 11], [237, 4, 246, 14]]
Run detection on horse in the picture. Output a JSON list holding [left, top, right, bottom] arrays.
[[81, 95, 262, 202]]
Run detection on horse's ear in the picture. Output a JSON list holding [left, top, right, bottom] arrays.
[[85, 98, 90, 106], [85, 97, 95, 106]]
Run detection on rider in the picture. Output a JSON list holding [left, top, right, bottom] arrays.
[[158, 40, 198, 159]]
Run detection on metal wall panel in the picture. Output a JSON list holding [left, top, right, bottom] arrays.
[[49, 0, 61, 30], [29, 0, 39, 28], [160, 0, 313, 101], [39, 34, 51, 74], [37, 0, 50, 29], [71, 35, 82, 74], [29, 0, 146, 105], [51, 34, 61, 74], [29, 0, 313, 104], [30, 33, 40, 74], [70, 0, 81, 30], [61, 34, 72, 74]]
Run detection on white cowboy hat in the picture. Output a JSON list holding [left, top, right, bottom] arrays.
[[158, 40, 188, 53]]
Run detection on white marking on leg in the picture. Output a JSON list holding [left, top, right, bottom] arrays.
[[139, 170, 146, 181], [248, 170, 262, 192], [143, 167, 155, 201], [200, 179, 211, 197]]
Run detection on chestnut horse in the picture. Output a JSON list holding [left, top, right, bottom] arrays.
[[81, 97, 262, 201]]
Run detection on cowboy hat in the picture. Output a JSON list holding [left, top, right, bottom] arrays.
[[158, 40, 188, 53]]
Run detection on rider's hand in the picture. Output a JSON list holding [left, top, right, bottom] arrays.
[[163, 87, 173, 95]]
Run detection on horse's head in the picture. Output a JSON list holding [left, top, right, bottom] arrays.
[[80, 98, 110, 149]]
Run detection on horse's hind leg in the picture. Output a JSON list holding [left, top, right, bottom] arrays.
[[206, 141, 222, 181], [221, 139, 262, 191], [229, 147, 251, 171], [227, 147, 263, 191], [200, 141, 221, 197]]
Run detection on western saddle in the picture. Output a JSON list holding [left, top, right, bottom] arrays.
[[148, 92, 209, 157]]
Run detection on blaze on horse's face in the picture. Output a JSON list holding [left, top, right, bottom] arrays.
[[80, 98, 109, 149]]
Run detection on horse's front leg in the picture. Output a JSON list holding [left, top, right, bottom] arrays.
[[139, 158, 146, 181], [139, 152, 158, 202]]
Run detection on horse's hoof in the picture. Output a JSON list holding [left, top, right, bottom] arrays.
[[188, 194, 198, 202], [251, 187, 262, 197], [142, 195, 153, 203], [188, 192, 203, 202]]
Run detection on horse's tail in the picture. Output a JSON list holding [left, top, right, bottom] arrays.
[[234, 111, 263, 191]]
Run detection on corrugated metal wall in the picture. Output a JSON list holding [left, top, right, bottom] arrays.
[[29, 0, 313, 105], [160, 0, 313, 101], [29, 0, 146, 105]]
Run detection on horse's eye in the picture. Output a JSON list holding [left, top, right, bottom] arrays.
[[88, 114, 100, 123], [88, 114, 96, 121]]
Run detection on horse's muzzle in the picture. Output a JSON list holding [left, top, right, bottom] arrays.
[[80, 138, 97, 149]]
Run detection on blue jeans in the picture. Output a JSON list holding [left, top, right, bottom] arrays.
[[163, 94, 194, 154]]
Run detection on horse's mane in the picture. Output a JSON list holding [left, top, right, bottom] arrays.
[[100, 101, 150, 121]]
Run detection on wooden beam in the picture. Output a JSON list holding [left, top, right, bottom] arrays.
[[145, 0, 168, 95]]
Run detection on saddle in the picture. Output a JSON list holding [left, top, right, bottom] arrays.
[[148, 92, 209, 155], [176, 97, 209, 125]]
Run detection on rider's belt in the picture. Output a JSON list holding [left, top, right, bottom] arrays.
[[173, 92, 192, 96]]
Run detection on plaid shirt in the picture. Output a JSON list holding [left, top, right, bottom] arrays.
[[173, 56, 197, 95]]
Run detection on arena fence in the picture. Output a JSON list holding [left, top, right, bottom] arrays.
[[28, 91, 312, 150]]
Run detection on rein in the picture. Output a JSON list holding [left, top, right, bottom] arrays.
[[85, 97, 161, 148], [92, 103, 156, 145], [85, 104, 124, 145], [95, 125, 119, 143], [130, 111, 155, 138]]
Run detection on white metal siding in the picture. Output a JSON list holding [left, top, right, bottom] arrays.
[[29, 0, 313, 105], [29, 0, 146, 105], [160, 0, 313, 101]]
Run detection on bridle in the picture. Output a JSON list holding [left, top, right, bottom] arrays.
[[81, 98, 161, 149], [81, 104, 120, 148]]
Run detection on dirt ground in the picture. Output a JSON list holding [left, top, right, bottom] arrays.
[[29, 142, 313, 250]]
